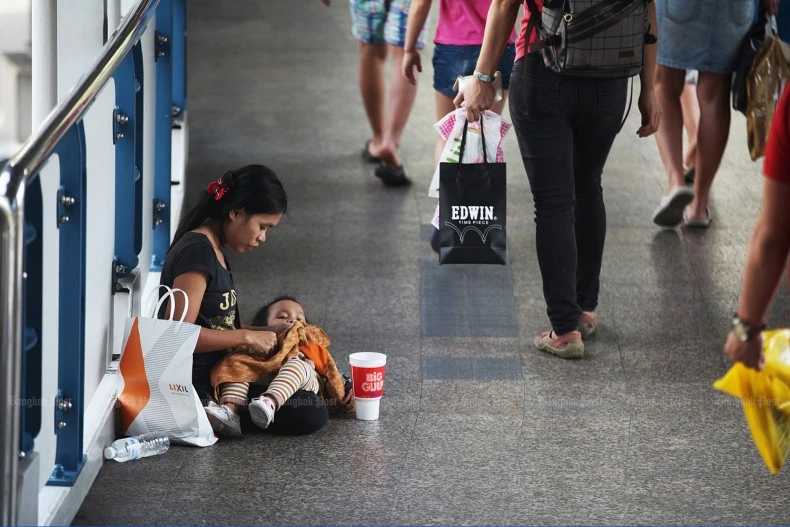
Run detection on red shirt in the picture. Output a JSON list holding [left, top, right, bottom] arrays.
[[515, 0, 543, 61], [763, 83, 790, 184]]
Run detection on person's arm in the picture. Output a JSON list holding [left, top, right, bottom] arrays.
[[724, 178, 790, 369], [637, 1, 660, 137], [170, 271, 277, 355], [455, 0, 521, 122], [725, 84, 790, 369], [402, 0, 433, 85]]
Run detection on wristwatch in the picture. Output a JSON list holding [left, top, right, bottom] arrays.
[[473, 70, 495, 83], [731, 314, 765, 342]]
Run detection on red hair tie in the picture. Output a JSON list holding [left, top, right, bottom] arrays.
[[207, 178, 227, 201]]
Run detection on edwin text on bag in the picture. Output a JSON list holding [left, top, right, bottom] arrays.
[[439, 117, 507, 265]]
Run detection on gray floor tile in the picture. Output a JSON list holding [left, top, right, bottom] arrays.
[[421, 336, 522, 358], [422, 356, 474, 380], [420, 379, 525, 415]]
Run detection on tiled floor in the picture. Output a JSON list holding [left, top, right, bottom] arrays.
[[74, 1, 790, 525]]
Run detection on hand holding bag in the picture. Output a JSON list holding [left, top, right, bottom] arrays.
[[439, 116, 507, 265], [117, 286, 217, 446]]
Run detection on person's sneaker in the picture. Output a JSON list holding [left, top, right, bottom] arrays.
[[579, 311, 598, 339], [248, 396, 276, 430], [204, 402, 241, 437], [534, 330, 584, 359]]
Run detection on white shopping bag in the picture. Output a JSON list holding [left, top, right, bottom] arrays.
[[117, 286, 217, 447]]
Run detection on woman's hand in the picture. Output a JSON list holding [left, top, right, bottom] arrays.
[[761, 0, 779, 16], [724, 331, 764, 370], [637, 89, 661, 138], [454, 76, 495, 123], [244, 330, 278, 357], [402, 50, 422, 85]]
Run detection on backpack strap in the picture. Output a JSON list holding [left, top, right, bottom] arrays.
[[524, 0, 542, 53], [525, 0, 567, 53]]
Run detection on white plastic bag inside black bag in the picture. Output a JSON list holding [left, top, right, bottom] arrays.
[[439, 116, 507, 265]]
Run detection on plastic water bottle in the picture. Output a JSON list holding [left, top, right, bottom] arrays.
[[104, 433, 170, 462]]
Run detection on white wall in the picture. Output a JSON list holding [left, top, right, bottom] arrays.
[[0, 0, 30, 153]]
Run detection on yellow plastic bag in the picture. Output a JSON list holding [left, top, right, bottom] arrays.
[[713, 329, 790, 474]]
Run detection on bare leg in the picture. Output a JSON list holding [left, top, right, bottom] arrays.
[[680, 82, 700, 170], [687, 71, 731, 220], [358, 42, 388, 156], [654, 65, 687, 192], [378, 43, 419, 167]]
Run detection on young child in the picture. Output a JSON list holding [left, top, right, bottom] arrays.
[[207, 296, 353, 437]]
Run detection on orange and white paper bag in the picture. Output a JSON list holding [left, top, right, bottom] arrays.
[[117, 286, 217, 447]]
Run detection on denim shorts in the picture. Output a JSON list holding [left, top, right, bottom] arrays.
[[349, 0, 428, 48], [655, 0, 755, 73], [432, 43, 516, 97]]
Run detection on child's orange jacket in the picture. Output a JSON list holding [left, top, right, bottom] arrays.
[[210, 321, 347, 410]]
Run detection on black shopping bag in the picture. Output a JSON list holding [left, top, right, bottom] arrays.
[[439, 118, 506, 264]]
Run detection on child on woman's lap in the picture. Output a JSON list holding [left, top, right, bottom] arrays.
[[206, 296, 352, 436]]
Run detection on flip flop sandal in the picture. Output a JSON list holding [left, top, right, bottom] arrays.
[[375, 164, 411, 187], [361, 140, 381, 164], [652, 186, 694, 227], [682, 207, 712, 229]]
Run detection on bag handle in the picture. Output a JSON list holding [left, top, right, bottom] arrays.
[[144, 285, 190, 323], [457, 113, 489, 166]]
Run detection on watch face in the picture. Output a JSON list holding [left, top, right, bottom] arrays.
[[733, 322, 749, 342]]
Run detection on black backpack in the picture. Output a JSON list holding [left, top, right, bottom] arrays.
[[525, 0, 651, 78]]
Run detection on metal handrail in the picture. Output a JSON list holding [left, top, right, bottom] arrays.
[[0, 0, 160, 524]]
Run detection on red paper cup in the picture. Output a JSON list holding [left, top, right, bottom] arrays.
[[349, 352, 387, 420]]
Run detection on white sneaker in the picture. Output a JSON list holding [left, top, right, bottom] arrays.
[[248, 396, 276, 430], [204, 402, 241, 437]]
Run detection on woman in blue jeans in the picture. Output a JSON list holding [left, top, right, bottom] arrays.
[[457, 0, 660, 359]]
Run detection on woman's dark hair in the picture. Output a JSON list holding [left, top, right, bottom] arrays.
[[170, 164, 288, 248], [251, 295, 302, 327]]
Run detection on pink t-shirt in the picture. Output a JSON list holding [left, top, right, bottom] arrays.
[[434, 0, 517, 46]]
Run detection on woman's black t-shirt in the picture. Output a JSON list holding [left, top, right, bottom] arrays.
[[160, 232, 240, 398]]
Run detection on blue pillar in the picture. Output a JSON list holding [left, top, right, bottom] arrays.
[[112, 43, 144, 292], [21, 175, 43, 456], [48, 123, 87, 486], [151, 0, 173, 271]]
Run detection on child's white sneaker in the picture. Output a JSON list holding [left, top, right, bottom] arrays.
[[249, 396, 276, 430], [204, 402, 241, 437]]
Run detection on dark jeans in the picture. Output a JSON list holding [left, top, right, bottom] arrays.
[[246, 383, 328, 436], [509, 54, 627, 335], [194, 358, 328, 436]]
